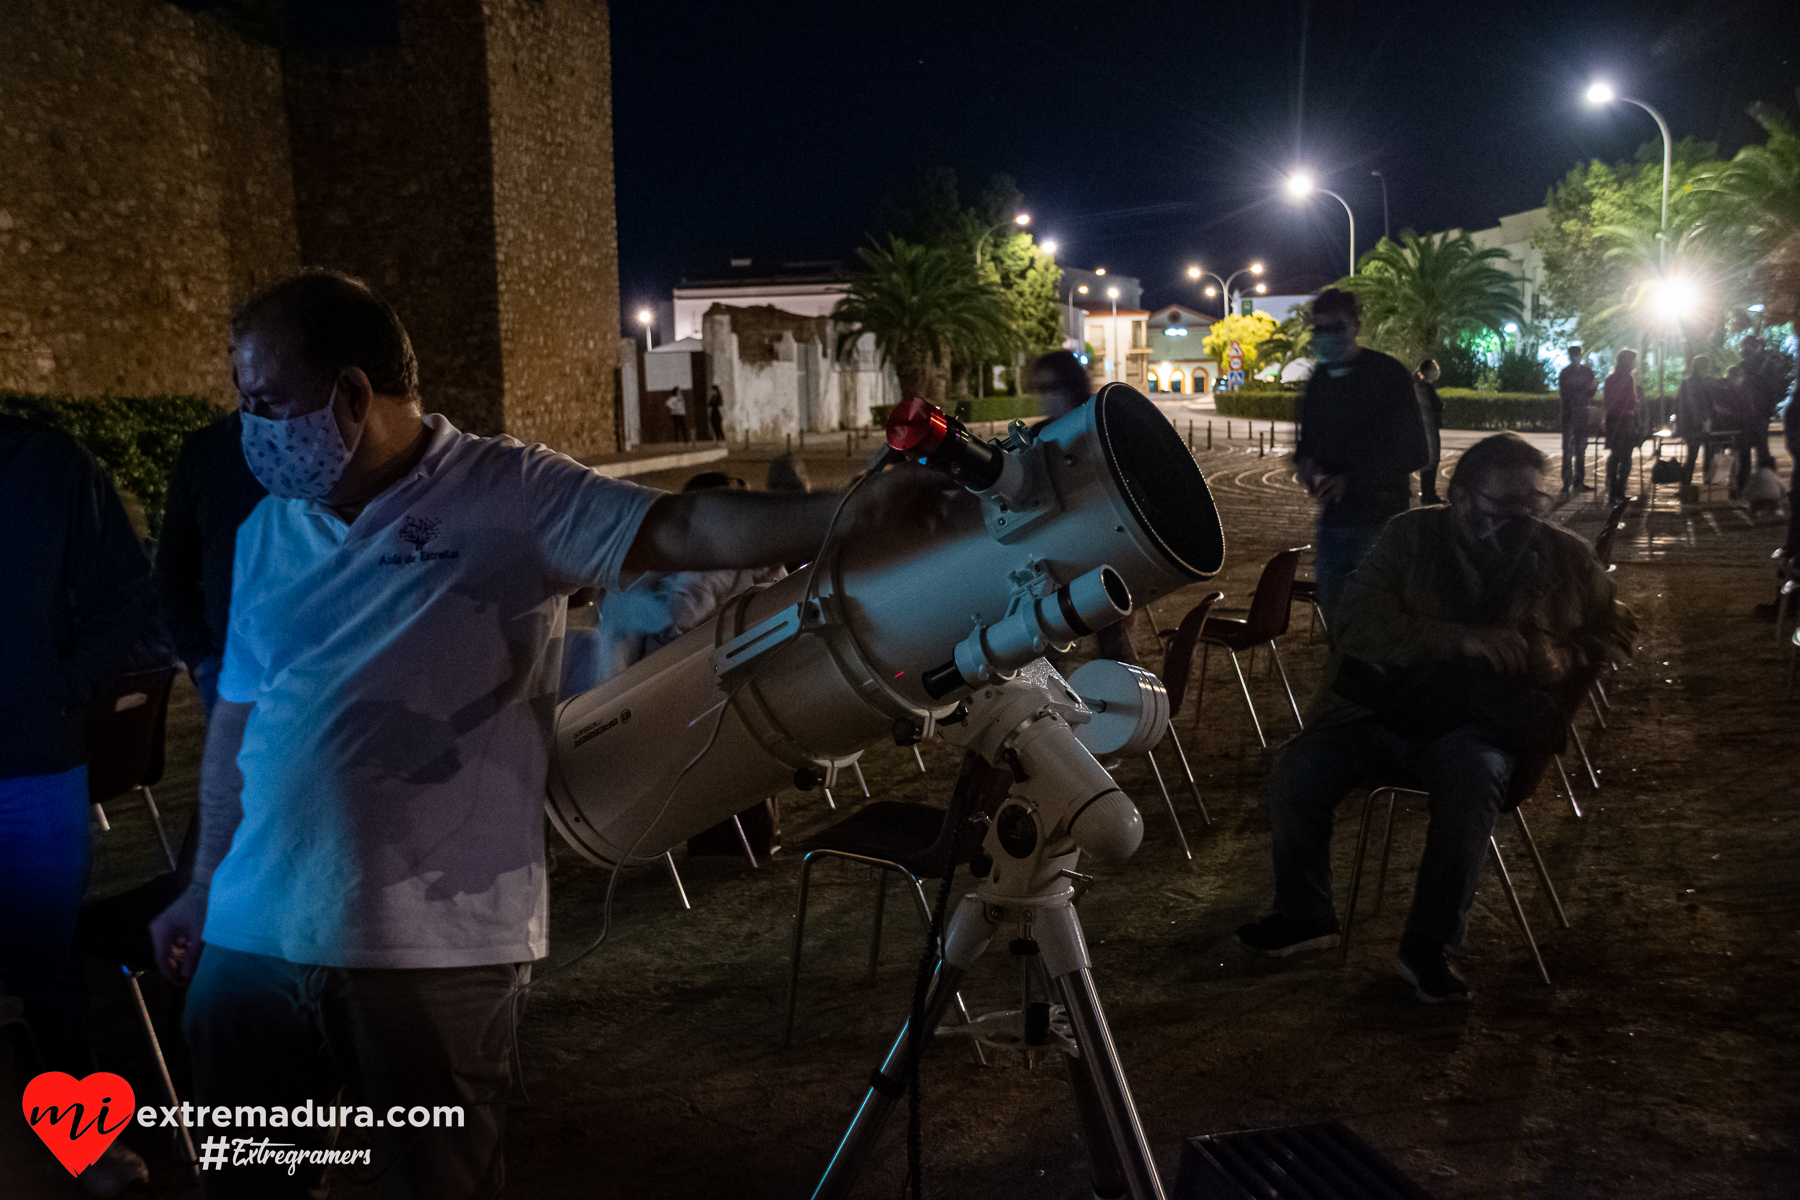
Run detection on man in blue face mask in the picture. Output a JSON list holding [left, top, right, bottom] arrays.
[[1294, 288, 1432, 623]]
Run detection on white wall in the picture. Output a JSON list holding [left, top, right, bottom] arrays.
[[674, 283, 851, 342]]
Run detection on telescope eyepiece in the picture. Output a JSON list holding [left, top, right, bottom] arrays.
[[885, 397, 1006, 491]]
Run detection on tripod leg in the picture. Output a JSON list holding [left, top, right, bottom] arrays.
[[1036, 905, 1165, 1200]]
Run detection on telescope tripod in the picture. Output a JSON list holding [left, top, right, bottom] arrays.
[[811, 667, 1166, 1200]]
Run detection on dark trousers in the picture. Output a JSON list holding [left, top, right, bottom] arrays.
[[0, 766, 93, 1076], [1561, 408, 1591, 489], [1314, 522, 1385, 625], [184, 945, 528, 1199], [1420, 424, 1443, 504], [1604, 413, 1637, 500], [1268, 718, 1514, 948], [668, 413, 690, 443], [1680, 435, 1717, 490]]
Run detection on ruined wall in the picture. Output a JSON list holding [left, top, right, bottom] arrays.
[[281, 0, 506, 435], [484, 0, 620, 458], [0, 0, 298, 400]]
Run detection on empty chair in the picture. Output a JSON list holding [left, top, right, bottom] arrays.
[[1154, 589, 1228, 834], [1190, 547, 1308, 747], [1288, 576, 1328, 644], [86, 666, 179, 870], [783, 753, 1011, 1047]]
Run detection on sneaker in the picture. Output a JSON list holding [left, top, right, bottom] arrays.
[[1573, 482, 1595, 493], [1235, 913, 1340, 957], [1397, 935, 1471, 1003], [81, 1141, 149, 1198]]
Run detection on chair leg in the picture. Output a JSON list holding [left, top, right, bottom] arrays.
[[853, 759, 871, 797], [1512, 808, 1570, 929], [663, 852, 692, 911], [1488, 837, 1553, 986], [1192, 643, 1212, 729], [1586, 688, 1608, 731], [140, 786, 177, 872], [1373, 789, 1400, 914], [1143, 748, 1193, 861], [784, 854, 819, 1046], [1163, 727, 1210, 826], [1338, 789, 1381, 966], [124, 969, 197, 1173], [731, 815, 759, 869], [90, 802, 110, 833], [1269, 641, 1304, 731], [1553, 755, 1583, 818], [868, 871, 888, 983], [1143, 606, 1162, 639], [911, 743, 927, 775], [1569, 721, 1599, 789], [1226, 649, 1267, 747]]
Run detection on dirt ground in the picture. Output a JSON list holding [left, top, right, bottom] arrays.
[[5, 426, 1798, 1199]]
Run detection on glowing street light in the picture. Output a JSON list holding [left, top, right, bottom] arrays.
[[1041, 240, 1058, 255], [1189, 262, 1268, 319], [637, 308, 655, 348], [1585, 81, 1672, 258], [1649, 276, 1700, 324], [1015, 213, 1031, 227], [1095, 267, 1106, 276], [1285, 172, 1356, 277], [976, 212, 1031, 265]]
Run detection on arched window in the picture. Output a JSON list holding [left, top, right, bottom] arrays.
[[1169, 370, 1185, 393]]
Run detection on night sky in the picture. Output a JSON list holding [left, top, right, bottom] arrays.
[[611, 1, 1798, 320]]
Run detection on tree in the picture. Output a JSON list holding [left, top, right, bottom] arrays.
[[1695, 98, 1800, 324], [1200, 312, 1282, 381], [983, 229, 1063, 358], [1338, 231, 1524, 372], [832, 237, 1016, 405], [1259, 304, 1313, 378]]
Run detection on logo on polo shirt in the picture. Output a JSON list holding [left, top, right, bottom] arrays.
[[378, 515, 461, 566]]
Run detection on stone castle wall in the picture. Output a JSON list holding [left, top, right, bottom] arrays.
[[0, 0, 620, 457]]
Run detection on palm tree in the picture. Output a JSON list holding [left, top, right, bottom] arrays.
[[1338, 231, 1525, 372], [1695, 102, 1800, 324], [833, 237, 1017, 405]]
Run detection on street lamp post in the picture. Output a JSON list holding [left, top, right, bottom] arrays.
[[1187, 262, 1264, 319], [1585, 83, 1671, 263], [976, 212, 1030, 266], [1106, 286, 1120, 383], [1285, 172, 1356, 278], [637, 308, 655, 349]]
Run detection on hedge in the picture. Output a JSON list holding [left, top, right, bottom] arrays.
[[871, 393, 1044, 428], [1, 392, 224, 533], [1214, 386, 1563, 432]]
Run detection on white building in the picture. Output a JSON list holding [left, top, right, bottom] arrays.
[[672, 261, 851, 342], [1145, 305, 1218, 393]]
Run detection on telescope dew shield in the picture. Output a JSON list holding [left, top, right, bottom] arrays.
[[547, 384, 1223, 867]]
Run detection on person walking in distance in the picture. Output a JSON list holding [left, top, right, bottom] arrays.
[[708, 385, 725, 442], [1602, 349, 1641, 503], [1294, 288, 1431, 621], [666, 385, 691, 443], [1557, 345, 1598, 493], [1674, 354, 1719, 502], [1415, 358, 1446, 506]]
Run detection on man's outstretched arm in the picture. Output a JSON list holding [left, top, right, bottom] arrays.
[[149, 699, 249, 982]]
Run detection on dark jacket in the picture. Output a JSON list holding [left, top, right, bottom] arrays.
[[1558, 363, 1597, 413], [1296, 348, 1431, 527], [153, 411, 266, 667], [0, 415, 155, 778]]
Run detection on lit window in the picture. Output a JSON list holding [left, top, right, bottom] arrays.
[[1170, 371, 1185, 393]]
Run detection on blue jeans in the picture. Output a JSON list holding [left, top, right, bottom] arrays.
[[193, 654, 223, 719], [0, 766, 94, 1075], [1267, 718, 1513, 948], [1313, 522, 1384, 625]]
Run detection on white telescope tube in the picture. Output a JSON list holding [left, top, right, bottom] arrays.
[[546, 384, 1223, 867]]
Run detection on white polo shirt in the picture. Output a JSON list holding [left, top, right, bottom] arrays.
[[209, 415, 660, 969]]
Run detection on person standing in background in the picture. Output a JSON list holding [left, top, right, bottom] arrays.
[[708, 385, 726, 442], [666, 385, 690, 443], [1294, 288, 1431, 620], [1415, 358, 1445, 505], [1602, 349, 1640, 503], [155, 410, 268, 716], [1740, 333, 1793, 472], [1674, 355, 1718, 501], [1557, 345, 1598, 494]]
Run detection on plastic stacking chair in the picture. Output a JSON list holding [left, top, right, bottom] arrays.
[[1335, 747, 1570, 988], [86, 667, 180, 870], [1153, 590, 1228, 833], [1191, 547, 1308, 747], [783, 753, 1012, 1048], [73, 821, 199, 1174], [1288, 577, 1327, 644]]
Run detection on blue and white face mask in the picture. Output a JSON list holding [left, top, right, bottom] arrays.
[[240, 388, 362, 500], [1311, 331, 1356, 366]]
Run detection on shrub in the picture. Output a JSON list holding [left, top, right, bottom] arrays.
[[872, 394, 1044, 428], [1437, 340, 1483, 388], [1214, 390, 1297, 422], [1495, 350, 1550, 393], [1435, 389, 1560, 432], [0, 392, 224, 533]]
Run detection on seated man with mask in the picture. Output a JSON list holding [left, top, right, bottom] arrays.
[[1235, 434, 1634, 1002], [150, 269, 943, 1198]]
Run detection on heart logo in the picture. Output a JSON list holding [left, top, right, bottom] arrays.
[[21, 1072, 136, 1177]]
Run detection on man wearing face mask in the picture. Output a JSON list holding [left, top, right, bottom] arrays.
[[1294, 288, 1431, 621], [148, 269, 944, 1198], [1235, 434, 1634, 1001]]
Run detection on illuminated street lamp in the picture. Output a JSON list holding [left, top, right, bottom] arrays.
[[1285, 172, 1356, 277], [976, 212, 1031, 265], [1041, 239, 1058, 256], [637, 308, 655, 349], [1586, 82, 1672, 261], [1188, 261, 1265, 319], [1107, 286, 1121, 382]]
